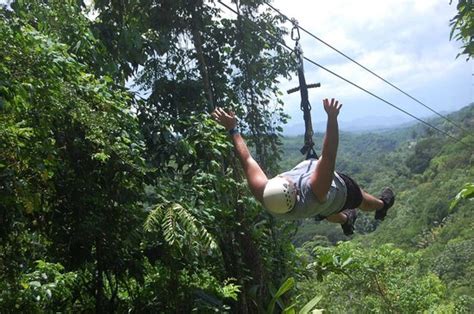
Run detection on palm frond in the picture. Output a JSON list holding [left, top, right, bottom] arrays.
[[144, 202, 217, 251], [176, 204, 217, 251], [143, 204, 164, 232]]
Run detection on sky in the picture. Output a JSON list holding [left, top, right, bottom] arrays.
[[2, 0, 472, 131], [266, 0, 473, 130]]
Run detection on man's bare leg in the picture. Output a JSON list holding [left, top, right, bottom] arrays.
[[359, 190, 384, 212], [327, 209, 357, 236], [326, 212, 347, 224]]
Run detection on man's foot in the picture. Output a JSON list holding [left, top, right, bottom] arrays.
[[375, 187, 395, 221], [341, 208, 357, 236]]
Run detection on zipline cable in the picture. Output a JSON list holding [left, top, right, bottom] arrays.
[[263, 1, 471, 135], [217, 0, 473, 149], [299, 53, 472, 148]]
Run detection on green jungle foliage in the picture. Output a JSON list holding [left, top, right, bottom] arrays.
[[450, 0, 473, 60], [0, 0, 473, 313], [0, 1, 299, 312]]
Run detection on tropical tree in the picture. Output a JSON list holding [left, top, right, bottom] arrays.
[[2, 0, 304, 311], [89, 0, 300, 311], [0, 7, 151, 310], [450, 0, 473, 60]]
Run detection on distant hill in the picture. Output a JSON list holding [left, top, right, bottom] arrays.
[[283, 112, 449, 136]]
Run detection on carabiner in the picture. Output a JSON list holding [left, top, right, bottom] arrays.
[[290, 18, 300, 41]]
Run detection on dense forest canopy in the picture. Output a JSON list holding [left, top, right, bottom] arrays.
[[0, 0, 472, 313]]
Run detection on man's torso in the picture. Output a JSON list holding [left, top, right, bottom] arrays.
[[271, 158, 347, 220]]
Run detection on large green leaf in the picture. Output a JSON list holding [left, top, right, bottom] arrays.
[[298, 295, 322, 314], [266, 277, 295, 314]]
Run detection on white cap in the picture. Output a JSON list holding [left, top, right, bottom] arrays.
[[263, 177, 297, 214]]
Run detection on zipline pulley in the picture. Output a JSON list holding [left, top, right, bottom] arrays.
[[287, 20, 320, 160]]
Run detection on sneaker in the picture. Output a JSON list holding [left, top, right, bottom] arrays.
[[341, 208, 357, 236], [374, 187, 395, 221]]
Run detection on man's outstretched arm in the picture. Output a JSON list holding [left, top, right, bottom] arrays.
[[310, 98, 342, 202], [212, 108, 268, 203]]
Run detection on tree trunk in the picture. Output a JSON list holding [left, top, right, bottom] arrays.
[[235, 201, 266, 313], [95, 238, 104, 314], [190, 0, 214, 111]]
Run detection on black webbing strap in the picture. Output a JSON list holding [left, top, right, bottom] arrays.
[[287, 22, 320, 160]]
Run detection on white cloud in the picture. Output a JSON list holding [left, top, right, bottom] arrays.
[[271, 0, 472, 124]]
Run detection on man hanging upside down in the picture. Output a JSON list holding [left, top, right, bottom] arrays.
[[212, 98, 395, 235]]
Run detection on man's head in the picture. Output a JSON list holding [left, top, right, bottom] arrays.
[[262, 176, 297, 214]]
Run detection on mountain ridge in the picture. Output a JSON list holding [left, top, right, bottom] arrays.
[[282, 108, 464, 136]]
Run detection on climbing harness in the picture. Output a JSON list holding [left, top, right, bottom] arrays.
[[287, 19, 320, 160]]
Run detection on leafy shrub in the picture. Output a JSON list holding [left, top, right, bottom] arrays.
[[298, 243, 447, 313], [0, 261, 79, 313]]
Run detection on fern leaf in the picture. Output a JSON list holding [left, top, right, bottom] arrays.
[[143, 204, 164, 232]]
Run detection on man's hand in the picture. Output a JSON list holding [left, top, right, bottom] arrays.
[[323, 98, 342, 117], [212, 107, 237, 131]]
